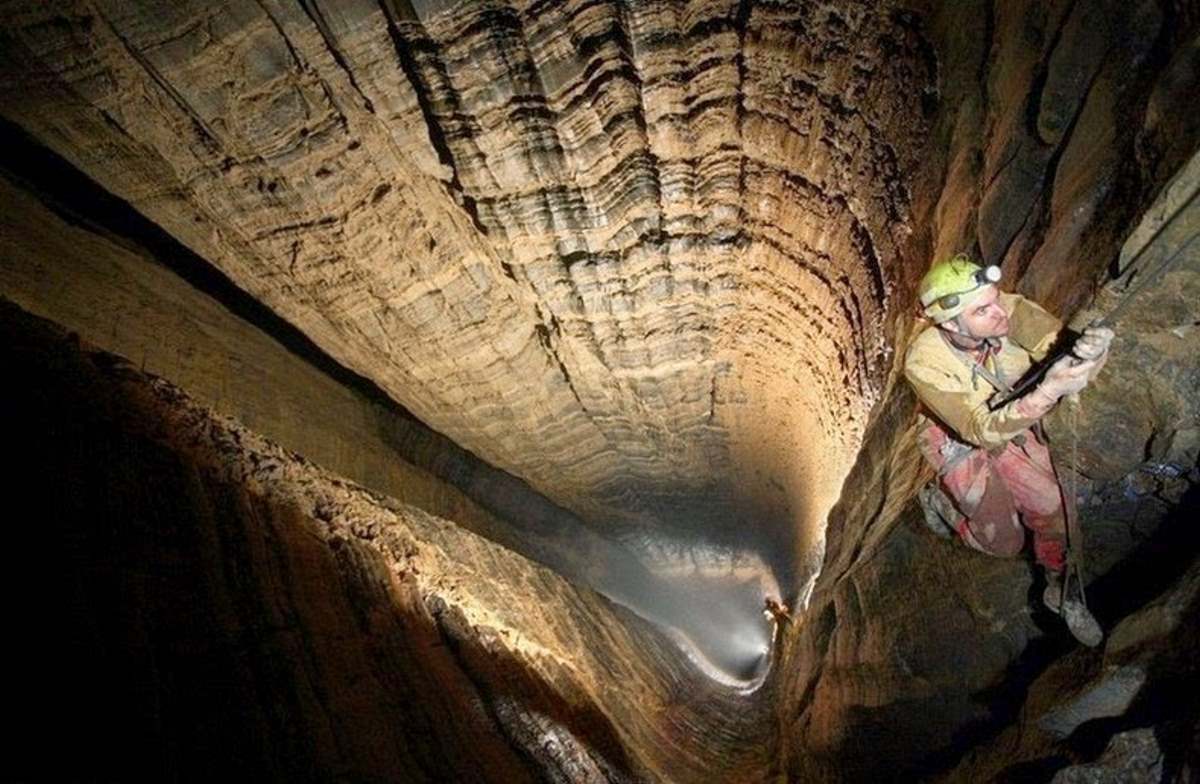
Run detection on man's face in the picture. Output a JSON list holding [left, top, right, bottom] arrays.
[[946, 285, 1009, 339]]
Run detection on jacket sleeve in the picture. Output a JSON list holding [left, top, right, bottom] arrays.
[[1003, 293, 1062, 361], [905, 353, 1042, 450]]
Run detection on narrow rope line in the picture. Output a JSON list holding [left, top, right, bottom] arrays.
[[1064, 396, 1088, 609]]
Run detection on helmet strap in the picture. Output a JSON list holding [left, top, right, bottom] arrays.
[[940, 317, 986, 351]]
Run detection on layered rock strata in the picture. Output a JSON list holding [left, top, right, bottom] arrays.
[[1, 1, 1198, 781], [0, 133, 776, 681], [0, 139, 658, 636], [0, 0, 937, 582]]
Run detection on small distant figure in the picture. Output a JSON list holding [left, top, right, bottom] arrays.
[[763, 596, 791, 626]]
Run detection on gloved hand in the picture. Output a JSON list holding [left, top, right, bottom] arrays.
[[1039, 353, 1100, 400], [1072, 326, 1114, 361]]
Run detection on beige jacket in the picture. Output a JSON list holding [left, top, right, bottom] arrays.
[[904, 292, 1062, 450]]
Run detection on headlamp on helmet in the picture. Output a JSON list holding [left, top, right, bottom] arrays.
[[918, 255, 1002, 324], [935, 264, 1001, 310]]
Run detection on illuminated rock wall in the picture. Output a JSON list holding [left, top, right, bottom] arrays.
[[3, 301, 772, 783], [1, 1, 1198, 781], [0, 0, 936, 579]]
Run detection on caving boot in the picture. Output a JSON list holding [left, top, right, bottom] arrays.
[[1043, 569, 1103, 648], [918, 482, 958, 539], [1042, 568, 1063, 610]]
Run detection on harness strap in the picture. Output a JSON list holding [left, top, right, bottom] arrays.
[[926, 333, 1017, 465], [937, 329, 1088, 600], [938, 331, 1013, 395]]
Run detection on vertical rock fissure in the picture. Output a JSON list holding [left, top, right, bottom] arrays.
[[295, 0, 378, 115], [376, 1, 488, 235]]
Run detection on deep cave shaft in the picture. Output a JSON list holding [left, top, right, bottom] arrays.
[[2, 0, 1199, 782]]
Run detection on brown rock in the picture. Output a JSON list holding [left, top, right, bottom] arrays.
[[0, 2, 1197, 781]]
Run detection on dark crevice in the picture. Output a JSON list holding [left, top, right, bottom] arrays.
[[996, 24, 1123, 275], [425, 600, 549, 779], [0, 116, 621, 584], [376, 2, 489, 236], [910, 482, 1200, 781], [909, 630, 1075, 780], [535, 322, 587, 409], [1022, 0, 1079, 143], [0, 117, 394, 412], [427, 598, 641, 782], [297, 0, 378, 114]]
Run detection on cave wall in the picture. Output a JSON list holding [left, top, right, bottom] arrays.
[[1053, 149, 1200, 484], [0, 0, 941, 578], [940, 546, 1200, 783], [0, 163, 503, 539], [2, 299, 773, 784], [0, 141, 686, 611], [779, 3, 1200, 780], [0, 1, 1197, 781]]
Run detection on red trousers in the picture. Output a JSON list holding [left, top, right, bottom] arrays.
[[919, 423, 1068, 572]]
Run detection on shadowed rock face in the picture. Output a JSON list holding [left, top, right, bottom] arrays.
[[2, 301, 773, 783], [1, 1, 1199, 782]]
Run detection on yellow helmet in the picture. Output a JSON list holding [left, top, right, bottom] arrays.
[[919, 254, 1002, 323]]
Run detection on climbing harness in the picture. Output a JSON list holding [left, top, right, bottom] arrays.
[[915, 334, 1005, 528], [935, 328, 1101, 636]]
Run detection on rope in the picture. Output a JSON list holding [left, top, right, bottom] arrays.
[[1100, 230, 1200, 329], [991, 193, 1200, 411], [1051, 197, 1199, 612], [1061, 395, 1088, 612]]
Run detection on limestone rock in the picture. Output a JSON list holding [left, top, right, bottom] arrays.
[[0, 0, 937, 564], [934, 550, 1200, 782], [1037, 665, 1147, 739], [1050, 729, 1165, 783], [1048, 151, 1200, 482], [0, 2, 1198, 781], [779, 6, 1200, 779], [2, 300, 774, 783]]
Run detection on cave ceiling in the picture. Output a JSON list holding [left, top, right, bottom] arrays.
[[0, 0, 936, 572]]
